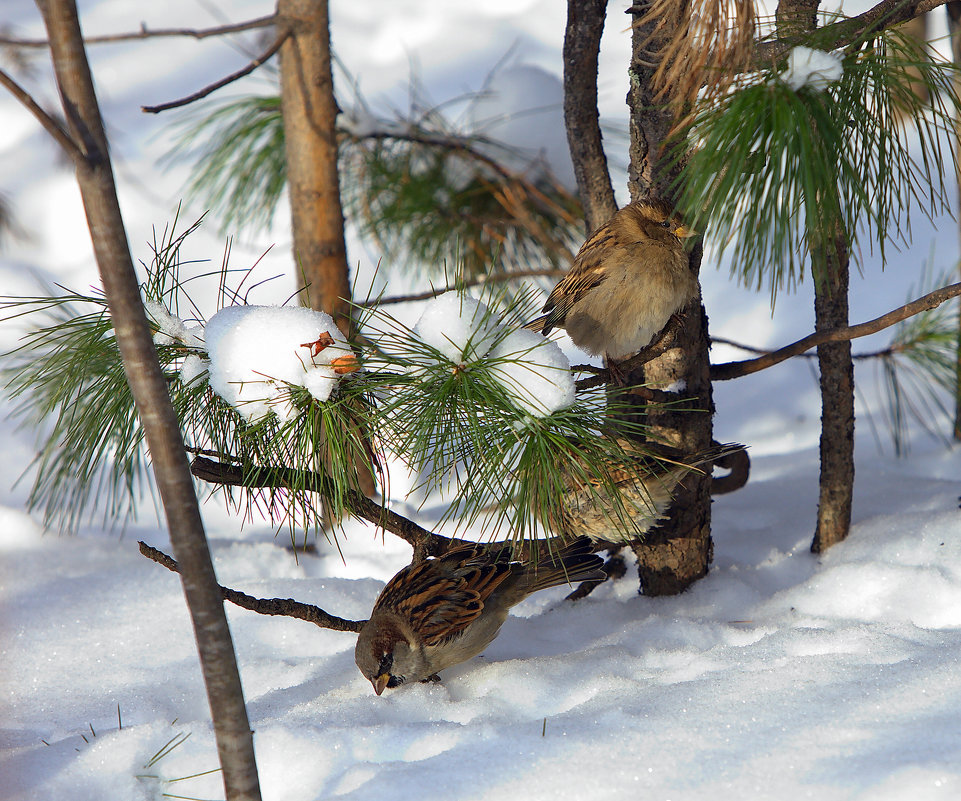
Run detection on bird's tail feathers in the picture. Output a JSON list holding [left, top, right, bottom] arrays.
[[527, 536, 605, 591], [680, 441, 746, 472]]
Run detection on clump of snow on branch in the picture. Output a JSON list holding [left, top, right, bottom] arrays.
[[487, 327, 575, 416], [783, 46, 843, 92], [179, 354, 209, 386], [145, 300, 204, 349], [413, 292, 574, 417], [413, 293, 501, 362], [204, 305, 356, 423]]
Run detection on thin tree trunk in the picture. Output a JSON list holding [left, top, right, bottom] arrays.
[[277, 0, 352, 333], [563, 0, 617, 231], [774, 0, 857, 552], [625, 2, 715, 595], [277, 0, 375, 498], [811, 233, 854, 553], [948, 2, 961, 441], [35, 2, 261, 798]]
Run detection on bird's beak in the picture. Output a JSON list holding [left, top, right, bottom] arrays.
[[373, 673, 391, 696], [673, 223, 697, 238]]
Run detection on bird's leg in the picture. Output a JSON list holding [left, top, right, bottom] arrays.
[[605, 354, 629, 386], [420, 674, 442, 684]]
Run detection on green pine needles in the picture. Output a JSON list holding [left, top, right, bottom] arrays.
[[677, 22, 961, 297], [2, 216, 677, 545]]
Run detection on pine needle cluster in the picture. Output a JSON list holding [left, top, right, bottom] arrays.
[[675, 21, 961, 297], [2, 217, 676, 544]]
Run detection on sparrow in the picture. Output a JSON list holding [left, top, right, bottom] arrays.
[[354, 537, 605, 694], [557, 441, 745, 544], [524, 200, 698, 361]]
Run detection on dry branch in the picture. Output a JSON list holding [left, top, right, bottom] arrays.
[[190, 455, 461, 560], [0, 14, 277, 48], [711, 282, 961, 380], [361, 267, 568, 307], [139, 541, 365, 632]]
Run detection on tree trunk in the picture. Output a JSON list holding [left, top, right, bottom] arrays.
[[35, 2, 262, 799], [277, 0, 352, 333], [774, 0, 857, 552], [563, 0, 617, 231], [811, 233, 854, 553], [948, 2, 961, 442], [277, 0, 375, 498], [626, 2, 715, 595]]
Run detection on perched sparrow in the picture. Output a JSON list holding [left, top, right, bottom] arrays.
[[354, 537, 605, 694], [558, 441, 745, 544], [525, 200, 698, 360]]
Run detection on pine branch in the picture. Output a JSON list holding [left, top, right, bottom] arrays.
[[142, 28, 289, 114], [188, 457, 607, 563], [138, 541, 365, 633], [0, 14, 277, 47], [711, 282, 961, 381]]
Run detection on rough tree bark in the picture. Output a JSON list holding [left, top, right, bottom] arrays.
[[811, 230, 854, 553], [625, 1, 716, 595], [277, 0, 352, 333], [775, 0, 858, 552], [33, 1, 262, 798]]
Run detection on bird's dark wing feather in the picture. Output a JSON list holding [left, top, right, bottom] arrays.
[[536, 229, 613, 331], [373, 545, 513, 646]]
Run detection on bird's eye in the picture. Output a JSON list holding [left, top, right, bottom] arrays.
[[660, 220, 671, 228], [378, 653, 394, 675]]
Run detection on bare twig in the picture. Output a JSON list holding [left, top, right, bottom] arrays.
[[711, 282, 961, 381], [347, 127, 580, 237], [0, 14, 277, 48], [142, 27, 289, 114], [139, 541, 365, 632], [360, 267, 568, 307], [0, 68, 83, 162], [711, 336, 903, 361]]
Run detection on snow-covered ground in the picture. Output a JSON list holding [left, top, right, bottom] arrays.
[[2, 2, 961, 800]]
